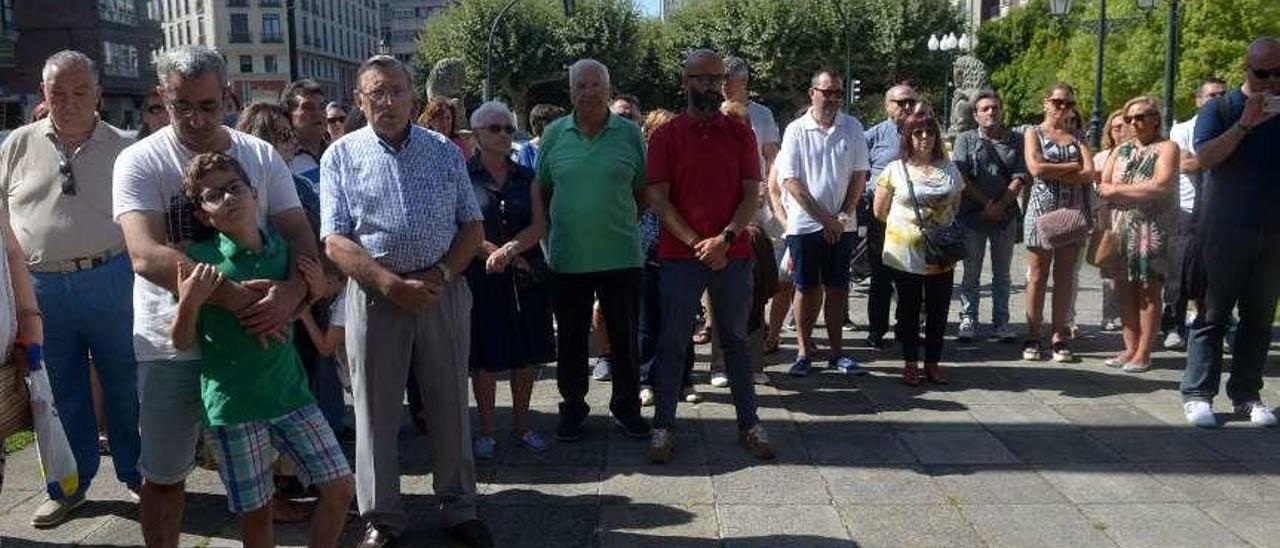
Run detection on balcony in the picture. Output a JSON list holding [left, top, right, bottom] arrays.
[[261, 33, 284, 43], [260, 0, 281, 6], [228, 0, 248, 7], [228, 32, 252, 44]]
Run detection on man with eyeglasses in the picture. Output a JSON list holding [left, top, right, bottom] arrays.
[[862, 84, 919, 349], [0, 49, 141, 528], [1181, 37, 1280, 429], [777, 69, 870, 377], [280, 79, 328, 186], [1161, 76, 1227, 351], [319, 55, 491, 548], [113, 45, 317, 547], [325, 102, 348, 142]]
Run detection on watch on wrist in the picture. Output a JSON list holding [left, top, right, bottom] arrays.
[[721, 228, 737, 245], [1236, 121, 1253, 134], [434, 262, 453, 282]]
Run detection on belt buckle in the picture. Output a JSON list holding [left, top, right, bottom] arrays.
[[76, 258, 92, 272]]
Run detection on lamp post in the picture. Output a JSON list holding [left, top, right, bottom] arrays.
[[485, 0, 576, 102], [927, 31, 970, 133]]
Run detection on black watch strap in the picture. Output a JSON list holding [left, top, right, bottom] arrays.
[[721, 228, 736, 244]]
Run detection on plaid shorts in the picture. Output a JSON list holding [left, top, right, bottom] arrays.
[[209, 403, 351, 513]]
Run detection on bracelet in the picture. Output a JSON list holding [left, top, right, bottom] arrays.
[[18, 308, 43, 319]]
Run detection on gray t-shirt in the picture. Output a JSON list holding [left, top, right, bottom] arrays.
[[951, 127, 1027, 230]]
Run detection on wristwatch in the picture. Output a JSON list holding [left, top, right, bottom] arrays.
[[721, 227, 737, 245], [1235, 121, 1253, 134], [433, 262, 453, 283]]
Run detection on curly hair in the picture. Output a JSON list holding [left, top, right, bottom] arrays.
[[417, 98, 457, 137], [641, 108, 677, 144], [181, 152, 253, 205], [235, 102, 294, 144]]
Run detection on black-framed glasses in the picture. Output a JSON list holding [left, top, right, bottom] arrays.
[[811, 87, 844, 99], [1123, 112, 1157, 124], [1048, 98, 1077, 108], [198, 180, 252, 207], [167, 100, 222, 118], [1250, 67, 1280, 80], [482, 124, 516, 134], [58, 158, 76, 196]]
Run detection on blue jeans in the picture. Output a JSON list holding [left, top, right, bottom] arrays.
[[32, 253, 141, 491], [637, 263, 692, 387], [652, 259, 757, 430], [959, 221, 1016, 327], [1181, 223, 1280, 405]]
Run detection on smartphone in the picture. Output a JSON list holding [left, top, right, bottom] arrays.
[[1266, 95, 1280, 114]]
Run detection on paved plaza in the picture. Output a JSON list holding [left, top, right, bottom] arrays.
[[2, 251, 1279, 548]]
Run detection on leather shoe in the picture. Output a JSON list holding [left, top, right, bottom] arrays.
[[444, 519, 494, 548], [356, 524, 395, 548]]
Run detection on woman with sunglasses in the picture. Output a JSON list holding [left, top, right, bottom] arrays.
[[138, 90, 169, 139], [1085, 110, 1131, 334], [1022, 83, 1096, 362], [464, 101, 554, 460], [872, 112, 965, 386], [1097, 97, 1179, 373]]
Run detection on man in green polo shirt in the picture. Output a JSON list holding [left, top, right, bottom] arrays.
[[537, 58, 650, 442], [169, 152, 353, 548]]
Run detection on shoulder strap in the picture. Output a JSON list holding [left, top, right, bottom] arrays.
[[900, 161, 928, 229], [978, 133, 1013, 181]]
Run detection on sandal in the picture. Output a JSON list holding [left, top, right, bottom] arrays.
[[691, 326, 712, 345], [902, 365, 923, 386], [1051, 340, 1075, 363], [924, 364, 949, 385]]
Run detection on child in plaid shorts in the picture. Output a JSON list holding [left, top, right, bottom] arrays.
[[170, 152, 353, 548]]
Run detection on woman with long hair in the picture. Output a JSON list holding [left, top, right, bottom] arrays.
[[418, 97, 470, 158], [1022, 83, 1096, 362]]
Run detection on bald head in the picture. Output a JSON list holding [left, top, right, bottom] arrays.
[[1247, 37, 1280, 60], [1245, 37, 1280, 94], [884, 84, 918, 121], [684, 49, 722, 74]]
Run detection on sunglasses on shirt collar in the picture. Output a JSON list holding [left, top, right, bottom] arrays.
[[59, 158, 76, 196]]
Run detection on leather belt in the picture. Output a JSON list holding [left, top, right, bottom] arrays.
[[29, 249, 121, 274]]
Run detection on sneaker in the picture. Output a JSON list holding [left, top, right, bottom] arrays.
[[752, 372, 769, 385], [1051, 341, 1074, 363], [832, 355, 868, 376], [683, 387, 702, 404], [639, 387, 655, 407], [709, 373, 729, 388], [738, 424, 776, 460], [472, 436, 496, 460], [784, 317, 796, 331], [788, 357, 812, 377], [512, 430, 548, 452], [30, 492, 86, 528], [592, 355, 613, 381], [1022, 340, 1043, 361], [1235, 401, 1278, 427], [648, 428, 675, 463], [127, 486, 141, 502], [957, 318, 976, 343], [842, 315, 856, 332], [1183, 400, 1216, 428], [1163, 331, 1186, 350], [992, 324, 1017, 343], [613, 415, 652, 439]]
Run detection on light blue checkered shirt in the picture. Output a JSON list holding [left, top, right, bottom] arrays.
[[320, 125, 483, 274]]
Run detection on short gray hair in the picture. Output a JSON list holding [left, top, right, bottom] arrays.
[[810, 69, 840, 89], [469, 100, 516, 129], [155, 45, 227, 88], [569, 59, 610, 89], [356, 55, 413, 89], [883, 84, 915, 103], [42, 50, 98, 85], [724, 56, 749, 81]]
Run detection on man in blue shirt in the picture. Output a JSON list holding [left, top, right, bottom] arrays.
[[1180, 37, 1280, 429], [861, 84, 918, 348]]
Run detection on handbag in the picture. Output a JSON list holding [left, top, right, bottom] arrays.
[[1087, 229, 1120, 269], [902, 162, 967, 267], [1035, 178, 1092, 249]]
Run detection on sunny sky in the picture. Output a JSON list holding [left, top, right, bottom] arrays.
[[638, 0, 660, 17]]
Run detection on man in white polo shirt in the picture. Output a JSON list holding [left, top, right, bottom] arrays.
[[777, 69, 870, 378]]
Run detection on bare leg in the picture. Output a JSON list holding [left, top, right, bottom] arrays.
[[308, 476, 355, 548], [823, 286, 848, 358], [472, 370, 496, 438], [240, 504, 274, 548], [1025, 249, 1053, 341], [510, 367, 535, 436], [767, 283, 794, 346], [592, 303, 612, 357], [141, 481, 185, 548], [1115, 278, 1141, 362], [1133, 281, 1163, 365], [1050, 246, 1079, 343], [793, 288, 824, 358]]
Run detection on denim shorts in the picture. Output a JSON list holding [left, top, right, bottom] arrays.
[[786, 231, 855, 290], [210, 404, 350, 514], [138, 359, 204, 485]]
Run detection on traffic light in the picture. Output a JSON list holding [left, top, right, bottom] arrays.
[[848, 78, 862, 106]]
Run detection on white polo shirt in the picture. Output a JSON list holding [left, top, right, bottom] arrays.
[[1169, 116, 1197, 213], [777, 109, 870, 236]]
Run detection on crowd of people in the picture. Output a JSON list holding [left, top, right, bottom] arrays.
[[0, 34, 1273, 548]]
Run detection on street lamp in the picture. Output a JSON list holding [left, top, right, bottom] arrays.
[[927, 31, 970, 133], [485, 0, 576, 101]]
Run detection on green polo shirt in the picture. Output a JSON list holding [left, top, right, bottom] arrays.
[[187, 231, 313, 426], [536, 112, 645, 274]]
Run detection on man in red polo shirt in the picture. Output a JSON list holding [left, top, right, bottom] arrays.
[[643, 49, 774, 464]]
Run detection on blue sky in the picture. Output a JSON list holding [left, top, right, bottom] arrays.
[[638, 0, 659, 17]]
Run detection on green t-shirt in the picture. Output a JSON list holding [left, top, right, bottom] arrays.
[[187, 231, 313, 426], [536, 112, 645, 274]]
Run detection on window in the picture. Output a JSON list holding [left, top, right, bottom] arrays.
[[98, 0, 139, 25], [301, 17, 310, 46], [229, 13, 250, 43], [261, 12, 281, 42], [227, 0, 247, 7], [102, 41, 140, 77], [239, 55, 252, 74], [264, 54, 277, 73]]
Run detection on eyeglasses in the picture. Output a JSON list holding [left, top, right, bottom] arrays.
[[890, 98, 918, 109], [687, 74, 725, 86], [1250, 67, 1280, 80], [326, 115, 346, 124], [812, 87, 844, 99], [1048, 98, 1077, 108], [362, 88, 409, 104], [58, 158, 76, 196], [198, 180, 252, 206], [482, 124, 516, 134], [167, 100, 222, 118], [911, 128, 939, 139], [1123, 112, 1157, 124], [144, 104, 165, 115]]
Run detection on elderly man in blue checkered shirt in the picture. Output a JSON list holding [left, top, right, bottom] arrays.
[[319, 55, 491, 548]]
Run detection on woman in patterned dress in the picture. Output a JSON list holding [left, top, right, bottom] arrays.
[[1022, 83, 1096, 363], [1098, 96, 1179, 373]]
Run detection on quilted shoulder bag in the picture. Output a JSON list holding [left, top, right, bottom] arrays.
[[902, 162, 967, 267], [1035, 180, 1092, 249]]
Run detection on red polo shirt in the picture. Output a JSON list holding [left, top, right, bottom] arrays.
[[646, 112, 761, 260]]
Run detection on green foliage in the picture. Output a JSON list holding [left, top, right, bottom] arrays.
[[4, 429, 33, 454]]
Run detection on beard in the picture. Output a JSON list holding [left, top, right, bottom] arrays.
[[690, 88, 724, 113], [819, 101, 842, 119]]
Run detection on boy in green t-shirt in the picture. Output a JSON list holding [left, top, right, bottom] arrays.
[[170, 152, 352, 548]]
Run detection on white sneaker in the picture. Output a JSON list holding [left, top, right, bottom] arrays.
[[752, 372, 769, 385], [1163, 332, 1185, 350], [639, 387, 655, 407], [1235, 401, 1278, 427], [709, 373, 730, 388], [957, 318, 976, 342], [1183, 401, 1216, 428], [683, 387, 702, 404]]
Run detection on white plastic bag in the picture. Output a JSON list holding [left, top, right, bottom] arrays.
[[25, 348, 78, 500]]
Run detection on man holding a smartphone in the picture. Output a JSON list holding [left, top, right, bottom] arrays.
[[1180, 37, 1280, 428]]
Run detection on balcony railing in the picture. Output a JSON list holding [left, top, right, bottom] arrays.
[[228, 32, 252, 43], [261, 33, 283, 43], [228, 0, 248, 7], [260, 0, 281, 7]]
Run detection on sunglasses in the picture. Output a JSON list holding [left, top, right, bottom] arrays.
[[198, 180, 252, 207], [891, 98, 918, 109], [1250, 67, 1280, 80], [1048, 98, 1077, 108], [911, 128, 939, 139], [59, 158, 76, 196], [1123, 112, 1157, 124], [481, 124, 516, 134], [812, 87, 844, 99]]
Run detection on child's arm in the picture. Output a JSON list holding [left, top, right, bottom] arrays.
[[171, 262, 223, 351], [299, 309, 335, 357], [321, 326, 344, 360]]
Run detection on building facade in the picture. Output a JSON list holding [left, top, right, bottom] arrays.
[[0, 0, 162, 129], [380, 0, 451, 64]]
